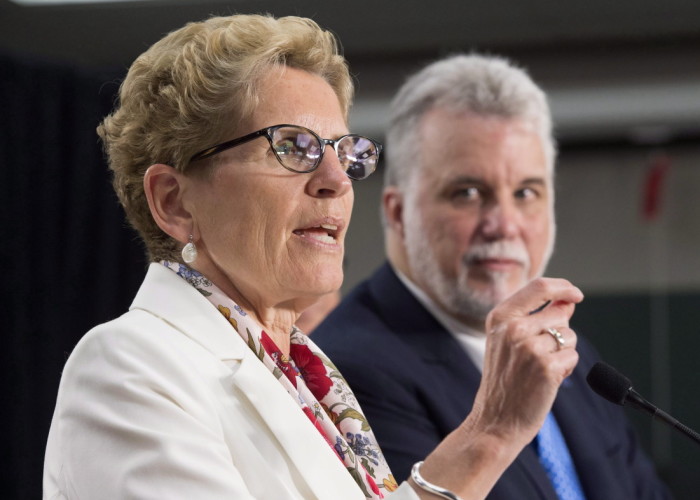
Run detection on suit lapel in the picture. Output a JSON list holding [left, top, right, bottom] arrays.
[[507, 444, 560, 500], [552, 366, 621, 500], [368, 264, 479, 373], [367, 263, 561, 500]]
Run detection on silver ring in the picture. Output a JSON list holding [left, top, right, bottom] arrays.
[[545, 327, 565, 349]]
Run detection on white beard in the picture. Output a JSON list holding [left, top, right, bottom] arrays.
[[404, 213, 533, 323]]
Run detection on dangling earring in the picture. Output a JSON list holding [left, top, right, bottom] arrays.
[[181, 234, 198, 264]]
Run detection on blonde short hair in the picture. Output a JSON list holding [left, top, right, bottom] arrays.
[[98, 14, 353, 262]]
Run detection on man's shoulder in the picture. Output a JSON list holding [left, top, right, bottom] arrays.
[[313, 265, 429, 367], [313, 275, 396, 348]]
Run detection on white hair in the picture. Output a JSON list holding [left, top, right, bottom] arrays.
[[384, 53, 555, 191]]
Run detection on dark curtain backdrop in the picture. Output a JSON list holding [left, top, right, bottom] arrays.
[[1, 52, 147, 499]]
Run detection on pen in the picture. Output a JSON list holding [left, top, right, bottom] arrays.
[[528, 300, 551, 315]]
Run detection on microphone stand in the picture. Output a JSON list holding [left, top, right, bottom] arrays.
[[626, 388, 700, 446]]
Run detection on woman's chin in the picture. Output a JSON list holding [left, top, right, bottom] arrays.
[[293, 271, 342, 298]]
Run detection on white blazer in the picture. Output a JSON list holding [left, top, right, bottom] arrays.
[[43, 263, 418, 499]]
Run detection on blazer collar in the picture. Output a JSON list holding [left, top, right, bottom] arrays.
[[130, 263, 246, 360], [230, 353, 365, 499], [130, 263, 362, 498]]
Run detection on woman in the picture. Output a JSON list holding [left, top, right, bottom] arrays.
[[43, 14, 582, 499]]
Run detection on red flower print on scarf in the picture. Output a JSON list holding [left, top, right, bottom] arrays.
[[366, 473, 383, 498], [290, 342, 333, 399], [162, 262, 390, 500], [260, 330, 298, 388]]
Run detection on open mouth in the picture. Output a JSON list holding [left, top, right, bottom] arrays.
[[293, 223, 339, 244]]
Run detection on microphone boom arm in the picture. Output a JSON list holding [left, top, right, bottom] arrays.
[[587, 362, 700, 447]]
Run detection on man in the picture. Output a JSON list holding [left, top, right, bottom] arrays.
[[313, 54, 671, 499]]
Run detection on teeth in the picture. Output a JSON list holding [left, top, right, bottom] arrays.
[[309, 233, 336, 244], [321, 223, 338, 231]]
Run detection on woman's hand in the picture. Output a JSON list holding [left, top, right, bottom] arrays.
[[472, 277, 583, 445], [410, 277, 583, 500]]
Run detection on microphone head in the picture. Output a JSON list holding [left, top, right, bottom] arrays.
[[586, 361, 632, 406]]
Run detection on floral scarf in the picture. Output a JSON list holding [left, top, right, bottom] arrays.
[[162, 261, 397, 498]]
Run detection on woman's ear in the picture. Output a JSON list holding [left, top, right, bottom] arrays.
[[382, 186, 405, 239], [143, 164, 192, 244]]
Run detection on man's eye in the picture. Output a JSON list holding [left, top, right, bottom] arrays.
[[515, 187, 539, 200], [451, 187, 480, 200]]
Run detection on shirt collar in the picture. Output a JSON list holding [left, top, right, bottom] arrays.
[[392, 265, 487, 371]]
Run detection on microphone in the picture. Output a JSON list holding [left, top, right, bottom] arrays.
[[586, 361, 700, 446]]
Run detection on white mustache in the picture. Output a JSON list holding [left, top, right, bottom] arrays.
[[463, 241, 530, 267]]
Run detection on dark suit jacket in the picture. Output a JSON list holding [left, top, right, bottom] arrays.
[[314, 263, 672, 500]]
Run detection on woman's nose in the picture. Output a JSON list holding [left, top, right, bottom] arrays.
[[305, 148, 352, 198]]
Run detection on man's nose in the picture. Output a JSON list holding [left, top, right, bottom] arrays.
[[479, 200, 520, 239]]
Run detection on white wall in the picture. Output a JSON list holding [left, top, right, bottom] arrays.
[[550, 145, 700, 293]]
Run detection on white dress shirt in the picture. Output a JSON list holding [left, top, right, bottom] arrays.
[[394, 268, 486, 372]]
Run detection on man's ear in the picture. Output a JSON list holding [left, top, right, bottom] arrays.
[[143, 164, 192, 244], [382, 186, 405, 239]]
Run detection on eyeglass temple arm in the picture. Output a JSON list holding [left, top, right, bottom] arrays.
[[189, 129, 269, 162]]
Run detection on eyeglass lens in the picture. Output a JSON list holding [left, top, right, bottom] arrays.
[[270, 126, 378, 180]]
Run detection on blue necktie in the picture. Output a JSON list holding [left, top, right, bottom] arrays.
[[536, 412, 587, 500]]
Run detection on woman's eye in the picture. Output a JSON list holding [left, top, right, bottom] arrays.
[[275, 140, 294, 154]]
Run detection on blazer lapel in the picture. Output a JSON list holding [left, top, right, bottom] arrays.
[[132, 264, 362, 499], [131, 263, 245, 359], [230, 353, 363, 499]]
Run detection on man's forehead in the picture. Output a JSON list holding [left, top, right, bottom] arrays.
[[419, 106, 553, 162]]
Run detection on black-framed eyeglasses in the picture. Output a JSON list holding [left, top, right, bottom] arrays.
[[189, 124, 382, 181]]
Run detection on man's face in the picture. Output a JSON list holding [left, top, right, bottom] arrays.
[[401, 108, 554, 324]]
